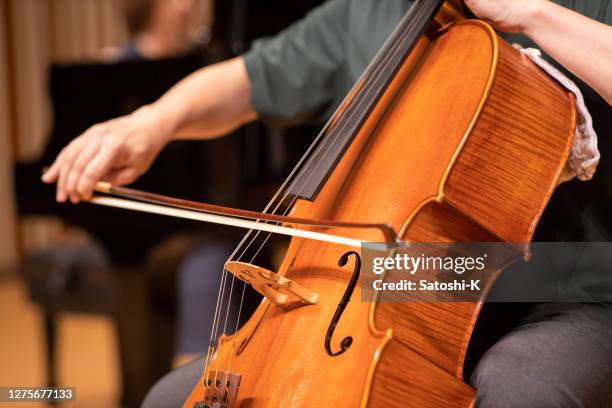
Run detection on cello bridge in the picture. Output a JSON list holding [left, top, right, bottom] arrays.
[[224, 261, 319, 306]]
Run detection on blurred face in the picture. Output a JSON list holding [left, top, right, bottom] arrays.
[[149, 0, 195, 35]]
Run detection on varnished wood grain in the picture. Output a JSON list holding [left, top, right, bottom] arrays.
[[372, 22, 575, 385], [366, 339, 475, 408]]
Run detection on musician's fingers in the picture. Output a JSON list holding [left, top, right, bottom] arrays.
[[41, 156, 61, 184], [75, 143, 121, 200], [66, 139, 101, 203], [103, 167, 140, 186], [56, 149, 72, 202], [56, 138, 87, 202]]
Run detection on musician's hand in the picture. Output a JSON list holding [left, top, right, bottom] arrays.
[[41, 106, 171, 203], [464, 0, 544, 33]]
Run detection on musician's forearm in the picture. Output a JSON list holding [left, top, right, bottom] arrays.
[[523, 1, 612, 105], [148, 57, 257, 142]]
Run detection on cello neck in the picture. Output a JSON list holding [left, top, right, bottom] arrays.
[[285, 0, 446, 201]]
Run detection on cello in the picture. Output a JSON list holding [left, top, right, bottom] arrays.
[[83, 0, 576, 406]]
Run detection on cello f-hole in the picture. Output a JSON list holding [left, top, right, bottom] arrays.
[[325, 251, 361, 356]]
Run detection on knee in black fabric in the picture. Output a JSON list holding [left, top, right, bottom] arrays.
[[470, 362, 579, 408], [141, 357, 204, 408]]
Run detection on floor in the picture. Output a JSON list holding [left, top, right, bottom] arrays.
[[0, 277, 120, 408]]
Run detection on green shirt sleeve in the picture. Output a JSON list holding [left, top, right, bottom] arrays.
[[551, 0, 612, 22], [242, 0, 350, 127]]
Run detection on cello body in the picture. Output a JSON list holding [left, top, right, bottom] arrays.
[[184, 17, 576, 408]]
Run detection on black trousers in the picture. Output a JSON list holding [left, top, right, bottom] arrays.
[[142, 303, 612, 408]]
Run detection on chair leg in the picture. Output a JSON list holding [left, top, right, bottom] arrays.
[[44, 312, 57, 388]]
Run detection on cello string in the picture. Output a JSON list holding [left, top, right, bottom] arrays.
[[218, 1, 440, 389], [278, 2, 433, 198], [222, 0, 436, 285], [206, 0, 433, 388], [208, 0, 434, 387], [221, 0, 435, 309], [215, 2, 436, 386], [205, 0, 436, 388]]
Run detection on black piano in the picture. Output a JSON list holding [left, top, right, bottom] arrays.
[[14, 52, 253, 406], [13, 1, 324, 406]]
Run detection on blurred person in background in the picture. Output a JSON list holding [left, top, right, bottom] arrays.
[[110, 0, 234, 368], [11, 0, 223, 405], [103, 0, 210, 62]]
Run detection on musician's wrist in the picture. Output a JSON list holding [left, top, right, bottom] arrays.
[[132, 104, 176, 146], [520, 0, 547, 35]]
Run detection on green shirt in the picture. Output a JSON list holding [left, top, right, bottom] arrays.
[[243, 0, 612, 128], [243, 0, 409, 127], [243, 0, 612, 247]]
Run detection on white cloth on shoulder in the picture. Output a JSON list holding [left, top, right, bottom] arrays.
[[517, 46, 600, 183]]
